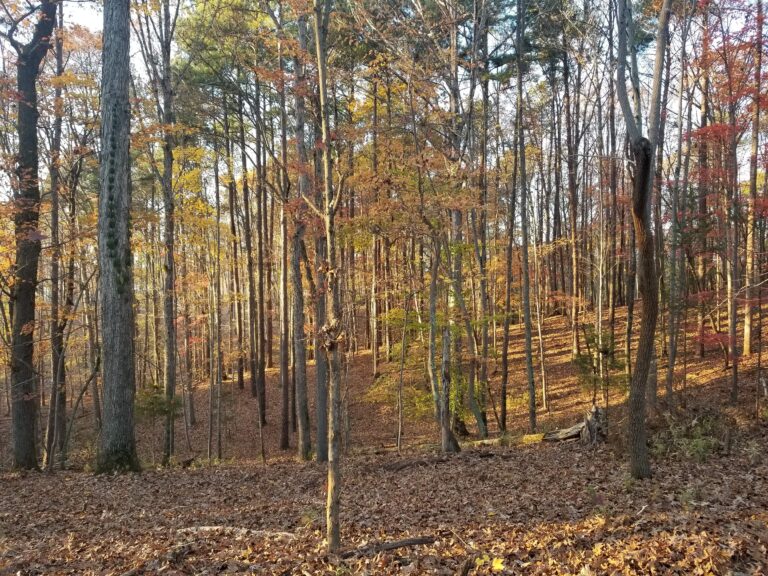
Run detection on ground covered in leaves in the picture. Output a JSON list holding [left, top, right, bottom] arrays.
[[2, 433, 767, 574], [2, 313, 768, 574]]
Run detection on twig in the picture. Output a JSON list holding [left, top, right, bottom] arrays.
[[339, 536, 436, 559], [176, 526, 295, 540]]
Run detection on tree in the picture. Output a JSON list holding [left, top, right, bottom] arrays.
[[616, 0, 671, 479], [1, 0, 59, 470], [313, 0, 344, 552], [293, 12, 312, 461], [43, 1, 66, 470], [97, 0, 139, 473], [743, 0, 762, 357], [517, 0, 537, 434]]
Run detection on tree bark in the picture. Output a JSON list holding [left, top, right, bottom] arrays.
[[160, 0, 177, 467], [293, 14, 312, 461], [314, 0, 343, 552], [744, 0, 762, 357], [97, 0, 139, 472], [44, 3, 66, 470], [9, 0, 59, 471], [518, 0, 537, 434], [617, 0, 670, 479]]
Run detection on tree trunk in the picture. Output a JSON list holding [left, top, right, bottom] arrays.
[[224, 104, 245, 391], [45, 3, 66, 470], [617, 0, 669, 479], [97, 0, 139, 472], [9, 0, 58, 471], [744, 0, 762, 357], [278, 29, 291, 451], [518, 0, 537, 434], [293, 14, 312, 461], [314, 0, 342, 552]]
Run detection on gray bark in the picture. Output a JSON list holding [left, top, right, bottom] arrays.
[[517, 0, 537, 434], [314, 0, 342, 551], [97, 0, 139, 472], [44, 3, 66, 470], [293, 15, 312, 461]]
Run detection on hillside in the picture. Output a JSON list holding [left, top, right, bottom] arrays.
[[2, 311, 767, 574]]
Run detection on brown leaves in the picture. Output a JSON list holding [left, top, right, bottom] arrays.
[[0, 437, 766, 574], [2, 311, 768, 574]]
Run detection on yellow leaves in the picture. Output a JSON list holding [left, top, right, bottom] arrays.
[[48, 70, 97, 91], [522, 433, 545, 444], [475, 554, 505, 573]]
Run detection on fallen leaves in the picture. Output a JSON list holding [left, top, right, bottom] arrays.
[[0, 440, 766, 574], [2, 313, 768, 573]]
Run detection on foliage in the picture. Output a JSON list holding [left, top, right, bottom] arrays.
[[651, 411, 726, 463], [363, 342, 434, 421], [572, 323, 627, 397], [136, 386, 182, 420]]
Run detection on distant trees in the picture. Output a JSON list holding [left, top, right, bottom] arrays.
[[133, 0, 182, 467], [0, 0, 765, 524]]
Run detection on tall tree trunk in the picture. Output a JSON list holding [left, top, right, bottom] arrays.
[[608, 0, 619, 359], [237, 88, 261, 421], [314, 0, 342, 551], [45, 3, 66, 470], [161, 0, 177, 466], [9, 0, 58, 471], [293, 14, 312, 461], [500, 117, 519, 433], [665, 24, 692, 404], [744, 0, 762, 357], [255, 84, 268, 419], [563, 45, 580, 359], [224, 104, 245, 391], [312, 87, 330, 463], [518, 0, 537, 433], [97, 0, 139, 472], [697, 5, 710, 359], [278, 27, 291, 451], [617, 0, 670, 479]]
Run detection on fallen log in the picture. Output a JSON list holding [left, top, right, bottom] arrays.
[[543, 421, 586, 442], [543, 405, 606, 444]]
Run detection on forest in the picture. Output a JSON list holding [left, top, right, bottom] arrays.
[[0, 0, 767, 573]]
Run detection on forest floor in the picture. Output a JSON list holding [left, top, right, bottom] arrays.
[[1, 311, 768, 574]]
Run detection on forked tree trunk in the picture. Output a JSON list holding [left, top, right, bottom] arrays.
[[617, 0, 669, 480]]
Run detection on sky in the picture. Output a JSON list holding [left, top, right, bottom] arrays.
[[66, 1, 102, 31]]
